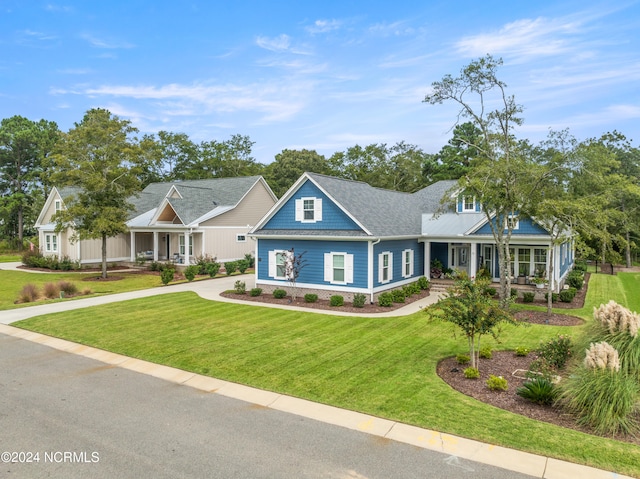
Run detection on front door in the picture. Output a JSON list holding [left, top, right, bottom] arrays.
[[451, 245, 470, 275]]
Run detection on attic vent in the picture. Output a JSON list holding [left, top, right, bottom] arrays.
[[212, 201, 217, 205]]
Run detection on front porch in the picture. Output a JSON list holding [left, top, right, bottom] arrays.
[[129, 230, 204, 265]]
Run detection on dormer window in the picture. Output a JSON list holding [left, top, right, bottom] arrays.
[[462, 196, 476, 212], [505, 215, 519, 230]]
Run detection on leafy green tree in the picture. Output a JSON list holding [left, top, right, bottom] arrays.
[[431, 275, 514, 369], [329, 142, 428, 192], [423, 122, 484, 183], [264, 149, 332, 197], [51, 108, 144, 279], [156, 130, 199, 181], [0, 116, 60, 247], [424, 55, 555, 308]]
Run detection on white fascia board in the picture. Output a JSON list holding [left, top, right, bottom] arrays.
[[250, 173, 312, 232], [35, 187, 61, 227]]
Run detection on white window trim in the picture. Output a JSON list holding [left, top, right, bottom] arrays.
[[236, 234, 247, 242], [45, 233, 58, 253], [378, 251, 393, 284], [462, 196, 476, 212], [402, 249, 414, 278], [179, 235, 193, 256], [324, 252, 354, 285], [505, 215, 519, 230], [54, 199, 61, 212], [295, 197, 323, 223], [268, 250, 288, 280]]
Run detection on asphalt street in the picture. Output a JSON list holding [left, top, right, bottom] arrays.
[[0, 333, 538, 479]]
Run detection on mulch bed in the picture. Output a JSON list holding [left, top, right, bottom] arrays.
[[221, 288, 432, 314]]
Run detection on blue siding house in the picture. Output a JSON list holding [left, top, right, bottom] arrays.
[[250, 173, 574, 300]]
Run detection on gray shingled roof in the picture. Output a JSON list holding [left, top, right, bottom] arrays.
[[305, 173, 430, 237], [61, 176, 262, 226]]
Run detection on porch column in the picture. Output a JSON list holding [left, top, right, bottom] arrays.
[[184, 232, 191, 265], [423, 240, 430, 278], [130, 231, 136, 262], [153, 232, 159, 262], [469, 243, 477, 278]]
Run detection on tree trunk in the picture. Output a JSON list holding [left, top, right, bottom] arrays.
[[101, 234, 108, 279], [626, 230, 632, 268]]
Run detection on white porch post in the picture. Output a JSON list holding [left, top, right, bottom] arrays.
[[130, 231, 136, 262], [469, 242, 477, 278], [185, 232, 191, 265], [423, 240, 430, 278], [153, 232, 159, 262]]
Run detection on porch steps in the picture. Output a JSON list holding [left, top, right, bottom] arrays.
[[429, 279, 453, 292]]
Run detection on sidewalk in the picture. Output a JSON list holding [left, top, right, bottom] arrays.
[[0, 262, 632, 478]]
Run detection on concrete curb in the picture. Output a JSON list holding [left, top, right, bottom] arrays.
[[0, 323, 631, 479]]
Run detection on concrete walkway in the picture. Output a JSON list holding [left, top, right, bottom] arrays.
[[0, 262, 631, 479]]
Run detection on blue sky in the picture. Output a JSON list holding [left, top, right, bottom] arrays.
[[2, 1, 639, 163]]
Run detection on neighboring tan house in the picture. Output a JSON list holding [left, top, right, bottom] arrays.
[[249, 172, 575, 301], [35, 176, 277, 265]]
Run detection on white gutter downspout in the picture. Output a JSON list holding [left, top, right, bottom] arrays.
[[368, 238, 381, 303]]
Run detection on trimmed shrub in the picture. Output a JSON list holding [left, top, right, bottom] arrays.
[[416, 276, 430, 290], [244, 252, 255, 268], [377, 292, 393, 307], [567, 271, 584, 290], [479, 346, 493, 359], [485, 287, 497, 297], [234, 280, 246, 294], [224, 261, 238, 275], [515, 347, 530, 357], [391, 289, 405, 303], [510, 288, 518, 298], [456, 354, 470, 365], [184, 265, 199, 282], [464, 367, 480, 379], [273, 289, 287, 299], [517, 378, 557, 405], [559, 288, 576, 303], [304, 293, 318, 303], [19, 283, 39, 303], [237, 259, 250, 274], [330, 295, 344, 307], [205, 261, 221, 277], [573, 259, 588, 272], [249, 288, 262, 297], [486, 375, 508, 391], [522, 291, 535, 303], [544, 292, 559, 303], [160, 268, 175, 285], [150, 261, 161, 272], [352, 293, 366, 308]]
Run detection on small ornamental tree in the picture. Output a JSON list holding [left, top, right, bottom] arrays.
[[431, 275, 515, 369], [284, 247, 307, 301]]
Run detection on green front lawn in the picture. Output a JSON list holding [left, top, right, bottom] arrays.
[[15, 273, 640, 477], [0, 254, 21, 262], [0, 270, 162, 310]]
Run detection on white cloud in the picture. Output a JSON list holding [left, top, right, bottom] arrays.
[[256, 34, 291, 52], [306, 19, 341, 34], [80, 33, 134, 49], [455, 17, 581, 59], [51, 79, 313, 124]]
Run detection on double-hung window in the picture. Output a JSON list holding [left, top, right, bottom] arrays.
[[45, 234, 57, 253], [324, 252, 353, 284], [179, 235, 193, 256], [402, 249, 414, 278], [379, 251, 392, 284], [295, 197, 322, 223], [462, 196, 475, 212]]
